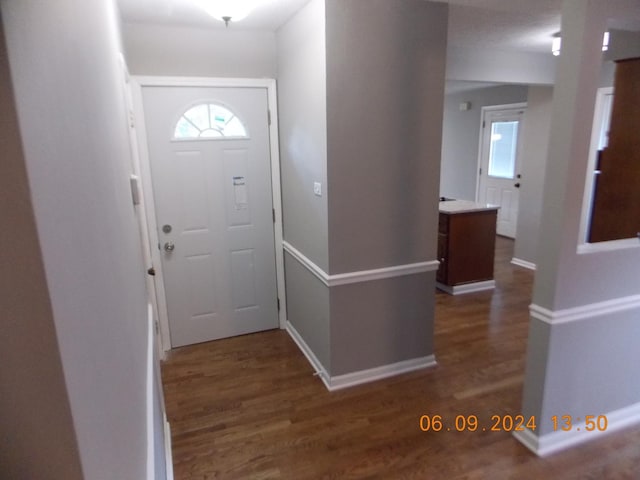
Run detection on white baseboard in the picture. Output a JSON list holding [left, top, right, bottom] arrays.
[[436, 280, 495, 295], [146, 305, 155, 480], [513, 401, 640, 457], [285, 321, 331, 390], [511, 257, 536, 270], [164, 416, 174, 480], [328, 355, 437, 391], [286, 321, 437, 392]]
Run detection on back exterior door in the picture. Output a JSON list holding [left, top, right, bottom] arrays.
[[478, 107, 525, 238], [142, 85, 278, 347]]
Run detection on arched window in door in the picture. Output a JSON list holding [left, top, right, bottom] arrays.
[[173, 103, 248, 139]]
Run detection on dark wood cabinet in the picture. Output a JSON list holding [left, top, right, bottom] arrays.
[[589, 57, 640, 242], [437, 207, 498, 294]]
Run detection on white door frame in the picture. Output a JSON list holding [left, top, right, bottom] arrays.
[[579, 86, 613, 245], [475, 102, 527, 202], [131, 76, 287, 353]]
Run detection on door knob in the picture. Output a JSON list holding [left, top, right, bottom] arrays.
[[163, 242, 175, 252], [514, 183, 521, 188]]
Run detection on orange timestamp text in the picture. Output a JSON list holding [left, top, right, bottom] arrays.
[[419, 414, 536, 432], [419, 414, 609, 433]]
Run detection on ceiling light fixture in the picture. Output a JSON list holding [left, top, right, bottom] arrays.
[[196, 0, 255, 27], [551, 31, 610, 56]]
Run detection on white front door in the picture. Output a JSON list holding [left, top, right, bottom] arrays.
[[478, 106, 525, 238], [142, 86, 278, 347]]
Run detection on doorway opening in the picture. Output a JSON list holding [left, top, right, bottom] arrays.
[[476, 103, 526, 239], [130, 77, 287, 352]]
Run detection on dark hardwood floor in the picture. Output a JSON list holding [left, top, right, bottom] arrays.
[[162, 237, 640, 479]]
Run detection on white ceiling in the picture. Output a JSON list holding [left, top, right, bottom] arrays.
[[117, 0, 640, 53], [117, 0, 311, 30], [438, 0, 563, 54]]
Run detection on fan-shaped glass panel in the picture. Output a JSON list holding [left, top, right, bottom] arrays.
[[173, 103, 248, 139]]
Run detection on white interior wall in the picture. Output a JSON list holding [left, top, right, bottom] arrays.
[[2, 1, 154, 478], [123, 22, 277, 78]]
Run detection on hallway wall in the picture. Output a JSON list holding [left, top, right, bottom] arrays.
[[2, 0, 153, 477]]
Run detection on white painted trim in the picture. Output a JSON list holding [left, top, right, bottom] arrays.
[[513, 402, 640, 457], [578, 86, 614, 246], [511, 257, 537, 270], [512, 427, 540, 456], [266, 80, 288, 330], [282, 241, 439, 287], [131, 76, 287, 349], [133, 76, 275, 89], [529, 294, 640, 325], [146, 305, 154, 480], [285, 321, 331, 390], [436, 280, 495, 295], [163, 416, 174, 480], [577, 237, 640, 254], [282, 241, 328, 285], [120, 60, 169, 357], [330, 262, 440, 286], [327, 355, 437, 391], [480, 102, 529, 113], [131, 80, 172, 353], [146, 304, 173, 480]]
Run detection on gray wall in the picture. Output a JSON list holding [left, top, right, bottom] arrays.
[[326, 0, 447, 273], [323, 0, 447, 374], [284, 255, 330, 369], [277, 0, 447, 378], [440, 84, 529, 201], [0, 19, 83, 480], [2, 0, 153, 477], [123, 22, 277, 78], [277, 0, 329, 270], [330, 274, 435, 376], [513, 86, 554, 265], [521, 0, 640, 437]]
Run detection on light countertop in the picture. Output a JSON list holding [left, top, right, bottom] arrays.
[[439, 199, 500, 214]]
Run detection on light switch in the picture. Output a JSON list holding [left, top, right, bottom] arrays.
[[313, 182, 322, 197]]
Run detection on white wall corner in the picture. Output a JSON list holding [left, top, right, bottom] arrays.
[[285, 321, 331, 390]]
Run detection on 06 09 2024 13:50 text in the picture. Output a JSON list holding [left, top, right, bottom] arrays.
[[419, 414, 609, 433]]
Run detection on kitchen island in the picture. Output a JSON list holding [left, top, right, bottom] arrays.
[[437, 200, 499, 295]]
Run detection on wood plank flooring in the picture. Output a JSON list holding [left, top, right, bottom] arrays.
[[162, 237, 640, 479]]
